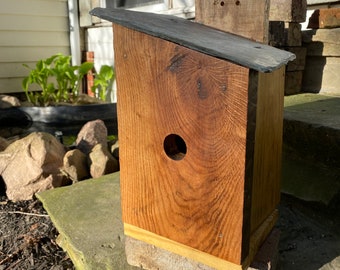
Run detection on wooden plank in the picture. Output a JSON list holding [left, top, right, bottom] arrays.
[[90, 8, 295, 73], [115, 23, 255, 265], [249, 227, 280, 270], [195, 0, 269, 43], [125, 225, 244, 270], [251, 66, 285, 233], [269, 21, 285, 47], [308, 0, 339, 4], [303, 28, 340, 56], [307, 8, 340, 29], [285, 47, 307, 71], [249, 210, 278, 265], [270, 0, 307, 22], [306, 42, 340, 57], [284, 22, 302, 46], [285, 71, 303, 95], [302, 28, 340, 44], [269, 22, 304, 47], [302, 56, 340, 94]]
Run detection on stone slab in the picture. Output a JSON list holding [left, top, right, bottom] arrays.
[[36, 173, 139, 270], [283, 93, 340, 202]]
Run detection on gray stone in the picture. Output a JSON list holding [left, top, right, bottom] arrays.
[[0, 95, 21, 109], [62, 149, 90, 182], [88, 144, 119, 178], [76, 119, 108, 155], [0, 132, 65, 201]]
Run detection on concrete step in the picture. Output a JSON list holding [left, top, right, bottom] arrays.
[[282, 93, 340, 206], [283, 93, 340, 167]]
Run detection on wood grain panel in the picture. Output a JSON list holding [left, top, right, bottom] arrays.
[[114, 24, 253, 264], [251, 67, 285, 233], [195, 0, 270, 43], [193, 0, 286, 258]]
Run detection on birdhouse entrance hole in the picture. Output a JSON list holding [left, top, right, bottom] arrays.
[[163, 134, 187, 161]]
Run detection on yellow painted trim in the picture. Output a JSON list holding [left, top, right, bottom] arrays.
[[124, 223, 246, 270]]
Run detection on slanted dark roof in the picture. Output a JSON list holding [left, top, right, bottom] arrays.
[[90, 8, 295, 73]]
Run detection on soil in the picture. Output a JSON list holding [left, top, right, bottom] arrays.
[[0, 189, 339, 270], [277, 193, 340, 270], [0, 195, 74, 270]]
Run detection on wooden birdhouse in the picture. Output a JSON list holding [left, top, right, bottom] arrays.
[[91, 8, 295, 270]]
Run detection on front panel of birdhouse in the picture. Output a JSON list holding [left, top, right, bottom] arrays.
[[114, 24, 257, 265]]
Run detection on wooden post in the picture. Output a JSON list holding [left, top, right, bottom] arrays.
[[90, 7, 294, 270]]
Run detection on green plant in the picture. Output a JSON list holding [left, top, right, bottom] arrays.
[[22, 53, 93, 106], [91, 65, 115, 102]]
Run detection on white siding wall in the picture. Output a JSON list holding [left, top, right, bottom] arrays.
[[86, 26, 116, 102], [0, 0, 70, 94]]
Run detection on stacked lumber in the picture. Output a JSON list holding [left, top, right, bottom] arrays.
[[269, 0, 307, 95], [302, 7, 340, 94]]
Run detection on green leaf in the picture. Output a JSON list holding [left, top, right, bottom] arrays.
[[79, 62, 94, 75]]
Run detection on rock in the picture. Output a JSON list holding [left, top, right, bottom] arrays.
[[76, 119, 108, 155], [62, 149, 90, 182], [0, 95, 21, 109], [0, 132, 66, 201], [88, 144, 119, 178], [0, 137, 9, 152]]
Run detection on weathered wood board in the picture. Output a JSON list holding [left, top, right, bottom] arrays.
[[269, 21, 285, 47], [285, 47, 307, 71], [285, 71, 303, 95], [284, 22, 302, 47], [302, 56, 340, 94], [308, 8, 340, 29], [195, 0, 269, 43], [90, 8, 295, 73], [303, 28, 340, 57], [270, 0, 307, 22]]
